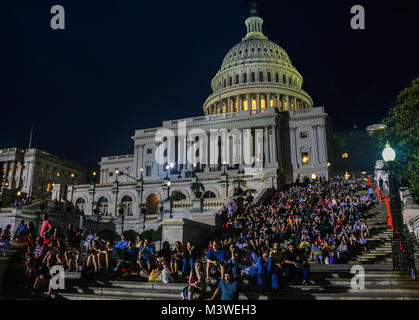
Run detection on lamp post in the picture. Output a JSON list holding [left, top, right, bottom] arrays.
[[70, 173, 75, 203], [166, 180, 171, 201], [382, 142, 414, 273], [89, 171, 97, 215], [311, 173, 317, 182], [113, 170, 120, 217]]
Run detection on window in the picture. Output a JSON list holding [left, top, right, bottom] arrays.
[[267, 72, 271, 82], [342, 153, 349, 159], [203, 191, 216, 199], [283, 75, 286, 84], [76, 198, 86, 213], [243, 73, 247, 83], [147, 148, 152, 154], [251, 72, 255, 82], [276, 73, 279, 82], [40, 167, 45, 173], [109, 172, 113, 177], [229, 77, 232, 86], [259, 72, 263, 82], [302, 152, 309, 165], [223, 79, 226, 87], [243, 100, 248, 111], [121, 195, 133, 216], [235, 74, 239, 84], [146, 165, 152, 177], [300, 132, 308, 138], [97, 197, 108, 215]]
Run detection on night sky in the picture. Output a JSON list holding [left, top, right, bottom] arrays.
[[1, 0, 418, 168]]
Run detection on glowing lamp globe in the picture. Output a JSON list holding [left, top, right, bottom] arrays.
[[311, 173, 317, 180], [382, 143, 396, 162]]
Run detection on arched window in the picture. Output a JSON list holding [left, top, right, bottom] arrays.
[[203, 191, 216, 199], [170, 190, 187, 201], [97, 197, 109, 215], [76, 197, 86, 213], [121, 195, 133, 216], [251, 99, 257, 113], [243, 100, 248, 111]]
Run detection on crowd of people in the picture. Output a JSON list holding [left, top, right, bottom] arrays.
[[0, 175, 376, 299]]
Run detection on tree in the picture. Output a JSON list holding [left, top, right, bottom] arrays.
[[372, 77, 419, 203]]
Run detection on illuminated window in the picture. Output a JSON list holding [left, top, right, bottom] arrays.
[[302, 152, 309, 165], [48, 170, 52, 175], [47, 183, 52, 192], [56, 172, 60, 177], [261, 99, 266, 109], [251, 99, 257, 114], [222, 105, 226, 113], [40, 167, 45, 173], [270, 99, 274, 108], [243, 100, 248, 111], [342, 153, 349, 159]]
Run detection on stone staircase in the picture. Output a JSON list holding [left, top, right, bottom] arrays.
[[348, 201, 419, 266], [54, 265, 419, 300]]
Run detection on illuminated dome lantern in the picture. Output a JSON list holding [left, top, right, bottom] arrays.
[[203, 7, 313, 115], [382, 142, 396, 162]]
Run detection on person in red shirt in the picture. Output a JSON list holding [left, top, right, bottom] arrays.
[[40, 214, 52, 238]]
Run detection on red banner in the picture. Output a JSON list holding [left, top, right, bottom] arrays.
[[383, 196, 393, 230]]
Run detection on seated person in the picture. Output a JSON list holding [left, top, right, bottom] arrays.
[[170, 241, 184, 274], [98, 241, 118, 270], [115, 234, 129, 259], [86, 240, 102, 272], [284, 243, 310, 285], [206, 241, 226, 283], [138, 238, 155, 275], [207, 272, 240, 300], [156, 241, 172, 269]]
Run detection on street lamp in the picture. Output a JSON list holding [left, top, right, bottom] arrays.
[[90, 171, 97, 215], [311, 173, 317, 181], [70, 173, 75, 203], [166, 180, 171, 200], [113, 169, 119, 217]]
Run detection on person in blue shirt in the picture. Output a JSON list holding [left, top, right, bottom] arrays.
[[138, 238, 155, 275], [206, 241, 226, 283], [207, 272, 240, 300], [115, 234, 129, 259], [256, 246, 273, 289]]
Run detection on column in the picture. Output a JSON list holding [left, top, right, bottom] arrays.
[[271, 126, 278, 163], [317, 125, 326, 165], [245, 94, 249, 111], [311, 125, 319, 165], [290, 127, 298, 168], [239, 95, 243, 111], [267, 93, 270, 108], [276, 94, 280, 110], [286, 96, 290, 111], [264, 126, 270, 165], [227, 97, 231, 113], [256, 93, 260, 111]]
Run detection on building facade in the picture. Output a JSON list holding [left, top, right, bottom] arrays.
[[69, 11, 332, 221], [0, 147, 89, 204]]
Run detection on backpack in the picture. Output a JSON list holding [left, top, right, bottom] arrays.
[[148, 269, 162, 283]]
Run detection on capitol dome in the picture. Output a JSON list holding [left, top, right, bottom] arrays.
[[203, 10, 313, 115]]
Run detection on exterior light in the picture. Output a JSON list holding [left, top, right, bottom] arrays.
[[4, 181, 9, 187], [311, 173, 317, 180], [327, 162, 331, 167], [193, 163, 197, 168], [382, 142, 396, 162], [115, 169, 119, 174], [223, 160, 227, 165], [345, 172, 350, 180], [165, 165, 170, 170], [92, 171, 97, 176], [166, 181, 171, 187], [140, 168, 143, 172], [70, 173, 75, 178], [17, 191, 21, 196], [169, 162, 175, 168]]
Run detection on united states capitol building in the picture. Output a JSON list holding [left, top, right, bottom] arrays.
[[66, 8, 332, 237]]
